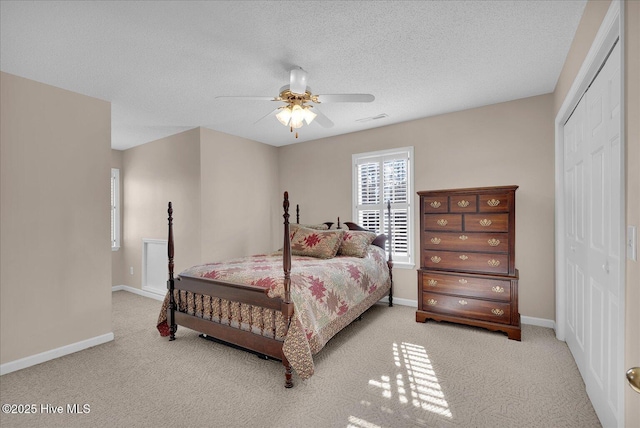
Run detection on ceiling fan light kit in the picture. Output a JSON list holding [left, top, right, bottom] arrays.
[[276, 103, 316, 129], [218, 66, 374, 139]]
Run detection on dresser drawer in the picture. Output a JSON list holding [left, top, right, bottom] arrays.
[[422, 231, 509, 253], [424, 214, 462, 231], [479, 192, 513, 213], [422, 250, 509, 274], [419, 271, 511, 301], [464, 213, 509, 232], [450, 194, 477, 213], [423, 196, 448, 213], [421, 292, 512, 324]]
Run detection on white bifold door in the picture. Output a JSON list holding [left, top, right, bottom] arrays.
[[563, 41, 623, 428]]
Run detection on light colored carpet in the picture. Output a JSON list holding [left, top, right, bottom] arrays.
[[0, 291, 600, 428]]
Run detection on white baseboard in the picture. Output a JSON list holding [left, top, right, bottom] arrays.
[[382, 297, 555, 329], [1, 286, 163, 376], [520, 315, 556, 329], [379, 296, 418, 307], [112, 285, 165, 301], [0, 332, 114, 376]]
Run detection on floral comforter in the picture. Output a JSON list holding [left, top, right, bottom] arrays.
[[157, 245, 391, 380]]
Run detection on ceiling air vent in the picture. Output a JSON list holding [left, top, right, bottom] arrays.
[[356, 113, 388, 123]]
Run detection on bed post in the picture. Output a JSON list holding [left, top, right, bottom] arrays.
[[167, 202, 177, 340], [387, 200, 393, 307], [296, 204, 300, 224], [282, 192, 294, 388]]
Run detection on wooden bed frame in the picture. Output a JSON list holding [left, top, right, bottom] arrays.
[[166, 191, 393, 387]]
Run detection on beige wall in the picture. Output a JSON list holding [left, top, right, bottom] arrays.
[[200, 128, 279, 262], [0, 72, 112, 364], [553, 0, 640, 424], [554, 0, 612, 115], [278, 94, 556, 320], [119, 127, 279, 288], [111, 149, 125, 286], [122, 128, 202, 288], [624, 0, 640, 424]]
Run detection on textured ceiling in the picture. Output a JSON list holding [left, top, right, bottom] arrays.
[[0, 1, 587, 150]]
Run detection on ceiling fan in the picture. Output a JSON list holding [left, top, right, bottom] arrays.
[[216, 67, 375, 138]]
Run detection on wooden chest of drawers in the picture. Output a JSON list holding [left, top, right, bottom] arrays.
[[416, 186, 521, 340]]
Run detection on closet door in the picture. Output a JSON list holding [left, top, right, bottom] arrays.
[[564, 41, 622, 428], [564, 92, 587, 376]]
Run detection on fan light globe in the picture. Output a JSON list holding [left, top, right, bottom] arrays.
[[290, 105, 305, 129], [276, 107, 292, 126], [303, 107, 317, 125]]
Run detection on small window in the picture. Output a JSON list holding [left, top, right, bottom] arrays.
[[352, 147, 414, 267], [111, 168, 120, 250]]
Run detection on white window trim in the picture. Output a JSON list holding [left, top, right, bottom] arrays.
[[352, 147, 415, 269], [111, 168, 120, 251]]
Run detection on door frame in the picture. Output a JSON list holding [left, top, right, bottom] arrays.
[[554, 0, 625, 423]]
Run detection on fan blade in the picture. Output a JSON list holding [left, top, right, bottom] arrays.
[[315, 94, 375, 103], [312, 107, 334, 128], [253, 107, 280, 125], [215, 96, 275, 101], [290, 67, 308, 95]]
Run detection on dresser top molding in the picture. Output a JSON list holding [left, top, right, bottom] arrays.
[[417, 185, 519, 196]]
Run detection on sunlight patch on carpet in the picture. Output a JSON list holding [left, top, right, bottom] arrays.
[[347, 415, 382, 428], [367, 342, 452, 418]]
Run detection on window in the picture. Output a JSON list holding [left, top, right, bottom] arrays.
[[352, 147, 414, 267], [111, 168, 120, 250]]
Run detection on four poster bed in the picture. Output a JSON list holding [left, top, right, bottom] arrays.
[[156, 192, 393, 387]]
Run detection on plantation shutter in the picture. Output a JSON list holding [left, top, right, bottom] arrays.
[[354, 149, 412, 265]]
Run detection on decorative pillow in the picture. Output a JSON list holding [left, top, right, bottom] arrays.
[[290, 227, 344, 259], [298, 223, 329, 230], [274, 223, 328, 254], [288, 223, 328, 241], [338, 230, 377, 257]]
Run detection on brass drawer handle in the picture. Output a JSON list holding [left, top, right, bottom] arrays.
[[427, 279, 438, 287], [492, 286, 505, 293], [430, 201, 441, 208], [459, 255, 469, 260], [458, 299, 468, 306], [457, 200, 470, 208], [459, 235, 468, 241], [426, 299, 437, 306], [491, 308, 505, 316], [479, 218, 492, 227], [430, 256, 441, 263], [487, 238, 500, 247], [430, 237, 441, 244], [487, 199, 500, 207], [488, 259, 501, 267], [458, 279, 468, 284], [437, 219, 448, 226]]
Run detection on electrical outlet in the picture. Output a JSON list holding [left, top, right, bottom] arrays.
[[130, 266, 134, 275], [628, 226, 637, 261]]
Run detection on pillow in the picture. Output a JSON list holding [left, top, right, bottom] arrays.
[[274, 224, 327, 254], [298, 223, 329, 230], [338, 230, 377, 257], [290, 227, 344, 259], [329, 223, 349, 230]]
